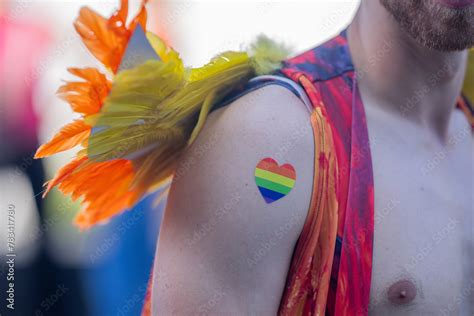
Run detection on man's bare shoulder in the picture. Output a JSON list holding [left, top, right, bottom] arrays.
[[153, 84, 315, 315]]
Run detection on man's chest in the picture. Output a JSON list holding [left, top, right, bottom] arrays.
[[364, 110, 473, 315]]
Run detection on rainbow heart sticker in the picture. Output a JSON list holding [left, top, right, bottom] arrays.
[[255, 158, 296, 204]]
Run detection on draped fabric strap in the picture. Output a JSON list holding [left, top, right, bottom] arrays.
[[277, 74, 339, 315], [277, 30, 375, 315]]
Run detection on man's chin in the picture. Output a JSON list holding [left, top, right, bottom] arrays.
[[414, 32, 474, 52], [410, 11, 474, 52], [380, 0, 473, 52], [422, 42, 473, 52]]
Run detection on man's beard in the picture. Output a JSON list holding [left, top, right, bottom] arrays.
[[380, 0, 474, 51]]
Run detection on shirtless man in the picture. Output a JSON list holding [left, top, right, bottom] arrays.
[[152, 0, 473, 314]]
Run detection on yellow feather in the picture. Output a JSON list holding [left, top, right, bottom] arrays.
[[248, 34, 292, 75], [86, 33, 291, 179], [188, 89, 217, 145]]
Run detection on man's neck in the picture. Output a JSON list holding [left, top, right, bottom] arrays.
[[347, 0, 468, 140]]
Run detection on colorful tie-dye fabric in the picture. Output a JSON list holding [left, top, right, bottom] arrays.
[[276, 29, 374, 316]]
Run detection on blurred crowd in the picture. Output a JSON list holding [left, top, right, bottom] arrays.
[[0, 1, 163, 314]]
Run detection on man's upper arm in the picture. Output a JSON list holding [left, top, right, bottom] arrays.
[[152, 85, 315, 315]]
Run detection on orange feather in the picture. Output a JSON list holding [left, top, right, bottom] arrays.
[[37, 0, 151, 229], [35, 120, 91, 158], [43, 156, 88, 197], [58, 159, 141, 229], [57, 68, 111, 115], [42, 156, 140, 229], [74, 8, 128, 72], [73, 0, 149, 73]]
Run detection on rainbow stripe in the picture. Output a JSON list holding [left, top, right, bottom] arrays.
[[255, 158, 296, 204]]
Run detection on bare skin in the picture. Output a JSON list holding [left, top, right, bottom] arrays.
[[152, 0, 473, 314], [348, 0, 473, 314]]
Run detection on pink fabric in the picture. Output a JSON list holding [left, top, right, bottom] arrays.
[[0, 15, 50, 153]]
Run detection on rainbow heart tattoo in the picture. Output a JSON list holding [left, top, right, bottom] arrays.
[[255, 158, 296, 204]]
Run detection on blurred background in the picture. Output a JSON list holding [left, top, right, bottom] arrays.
[[0, 0, 358, 315]]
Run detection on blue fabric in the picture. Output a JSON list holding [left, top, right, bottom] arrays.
[[82, 192, 163, 316], [214, 74, 305, 111]]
